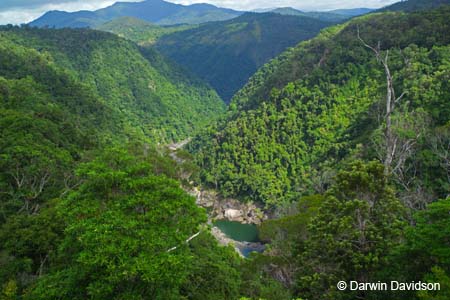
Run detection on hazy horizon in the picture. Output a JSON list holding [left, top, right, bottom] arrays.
[[0, 0, 396, 25]]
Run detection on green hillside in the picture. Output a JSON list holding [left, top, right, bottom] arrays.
[[156, 13, 332, 102], [0, 26, 241, 299], [95, 16, 196, 46], [187, 8, 450, 299], [0, 33, 121, 221], [1, 26, 225, 142], [2, 1, 450, 300], [189, 8, 450, 207]]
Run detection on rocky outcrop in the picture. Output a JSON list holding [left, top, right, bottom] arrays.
[[167, 141, 267, 257], [224, 209, 241, 220], [211, 227, 265, 257], [188, 187, 268, 225]]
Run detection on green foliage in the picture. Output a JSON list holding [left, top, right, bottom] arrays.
[[0, 38, 115, 222], [156, 13, 332, 102], [296, 161, 407, 299], [0, 201, 63, 285], [180, 232, 242, 300], [1, 4, 449, 300], [23, 147, 241, 299], [190, 8, 450, 206], [96, 17, 196, 46], [390, 198, 450, 276], [1, 26, 225, 142], [418, 267, 450, 300], [0, 25, 234, 299], [1, 280, 18, 300], [239, 254, 293, 300]]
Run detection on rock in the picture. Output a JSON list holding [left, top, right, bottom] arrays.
[[185, 187, 268, 224], [224, 209, 242, 220]]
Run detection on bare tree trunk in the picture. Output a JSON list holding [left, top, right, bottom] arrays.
[[167, 231, 201, 252], [357, 27, 406, 176]]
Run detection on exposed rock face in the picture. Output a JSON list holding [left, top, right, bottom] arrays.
[[188, 187, 268, 224], [224, 209, 242, 220], [167, 141, 266, 257]]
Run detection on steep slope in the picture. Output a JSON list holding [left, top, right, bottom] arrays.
[[189, 8, 450, 207], [1, 26, 225, 142], [0, 34, 242, 299], [29, 0, 242, 28], [156, 13, 332, 102], [0, 31, 122, 222], [95, 16, 196, 45]]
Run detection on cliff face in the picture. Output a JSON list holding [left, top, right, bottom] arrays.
[[190, 187, 268, 224]]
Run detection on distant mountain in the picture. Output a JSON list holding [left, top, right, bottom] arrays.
[[270, 7, 348, 22], [379, 0, 450, 12], [95, 16, 196, 45], [327, 8, 374, 16], [29, 0, 243, 28], [155, 12, 332, 102]]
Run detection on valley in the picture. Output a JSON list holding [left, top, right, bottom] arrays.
[[1, 0, 449, 299]]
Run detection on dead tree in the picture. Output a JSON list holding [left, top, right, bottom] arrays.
[[357, 27, 406, 176], [167, 231, 201, 252]]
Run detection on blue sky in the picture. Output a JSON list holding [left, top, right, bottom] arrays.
[[0, 0, 397, 25]]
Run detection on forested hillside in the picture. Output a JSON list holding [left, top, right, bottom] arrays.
[[187, 6, 450, 300], [0, 26, 244, 299], [189, 7, 450, 207], [156, 13, 332, 102], [2, 1, 450, 299], [1, 26, 225, 142], [95, 17, 196, 46]]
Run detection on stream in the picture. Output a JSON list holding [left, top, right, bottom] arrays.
[[213, 220, 265, 257], [167, 139, 266, 258], [214, 220, 259, 242]]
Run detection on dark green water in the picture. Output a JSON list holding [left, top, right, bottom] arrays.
[[214, 220, 259, 242]]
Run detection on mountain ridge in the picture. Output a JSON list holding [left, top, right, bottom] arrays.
[[1, 25, 225, 142], [155, 12, 333, 102], [29, 0, 243, 28], [189, 7, 450, 206]]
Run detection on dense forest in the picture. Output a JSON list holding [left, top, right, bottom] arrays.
[[1, 0, 449, 299], [0, 25, 239, 299], [155, 13, 333, 102], [185, 5, 450, 298], [95, 17, 196, 46], [0, 26, 225, 142], [190, 8, 450, 207]]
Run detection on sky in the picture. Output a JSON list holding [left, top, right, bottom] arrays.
[[0, 0, 397, 25]]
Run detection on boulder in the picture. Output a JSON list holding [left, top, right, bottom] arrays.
[[224, 209, 242, 220]]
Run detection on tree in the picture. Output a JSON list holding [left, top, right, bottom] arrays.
[[357, 27, 409, 176], [296, 161, 406, 300], [27, 147, 207, 300], [430, 125, 450, 197]]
